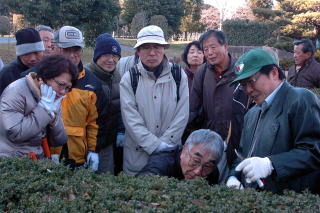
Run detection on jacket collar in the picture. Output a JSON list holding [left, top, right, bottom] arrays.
[[25, 72, 41, 101], [16, 57, 30, 71], [86, 61, 114, 81]]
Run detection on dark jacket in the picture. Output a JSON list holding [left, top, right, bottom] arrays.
[[226, 85, 253, 167], [85, 62, 122, 150], [137, 145, 219, 185], [230, 82, 320, 194], [288, 57, 320, 89], [184, 67, 194, 94], [189, 55, 237, 140], [0, 58, 29, 95]]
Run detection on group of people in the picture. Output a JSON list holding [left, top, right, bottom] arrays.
[[0, 24, 319, 195]]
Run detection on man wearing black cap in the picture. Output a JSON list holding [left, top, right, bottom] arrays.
[[227, 49, 320, 194], [0, 28, 44, 95]]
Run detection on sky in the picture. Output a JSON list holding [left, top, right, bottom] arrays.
[[204, 0, 246, 8]]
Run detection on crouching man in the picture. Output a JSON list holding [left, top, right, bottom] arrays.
[[137, 129, 227, 185]]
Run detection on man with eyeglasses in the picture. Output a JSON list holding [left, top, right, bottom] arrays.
[[137, 129, 226, 184], [50, 26, 107, 171], [227, 49, 320, 194], [120, 25, 189, 175], [85, 33, 124, 174]]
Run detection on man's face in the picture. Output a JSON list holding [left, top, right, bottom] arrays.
[[294, 44, 312, 67], [137, 43, 165, 69], [20, 51, 43, 68], [180, 144, 216, 179], [39, 30, 54, 56], [202, 36, 228, 66], [187, 45, 204, 67], [96, 54, 120, 72], [60, 46, 83, 66], [240, 68, 279, 105]]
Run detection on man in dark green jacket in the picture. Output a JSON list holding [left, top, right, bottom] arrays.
[[227, 49, 320, 194]]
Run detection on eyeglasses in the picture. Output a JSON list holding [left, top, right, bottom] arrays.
[[62, 47, 82, 56], [239, 73, 261, 89], [100, 54, 120, 61], [53, 79, 72, 92], [187, 150, 216, 175]]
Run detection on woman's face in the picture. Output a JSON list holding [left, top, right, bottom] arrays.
[[46, 72, 72, 98], [187, 45, 204, 67]]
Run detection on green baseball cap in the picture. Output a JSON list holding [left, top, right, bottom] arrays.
[[230, 48, 276, 85]]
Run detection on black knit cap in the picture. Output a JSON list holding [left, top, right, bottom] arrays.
[[15, 28, 45, 56]]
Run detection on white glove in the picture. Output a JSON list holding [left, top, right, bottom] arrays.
[[226, 176, 244, 189], [154, 141, 175, 153], [235, 157, 273, 184], [51, 154, 60, 164], [87, 152, 99, 172], [116, 133, 125, 147], [39, 84, 62, 117]]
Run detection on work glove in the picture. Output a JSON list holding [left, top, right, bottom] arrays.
[[154, 141, 175, 153], [87, 152, 99, 172], [51, 154, 60, 164], [116, 132, 125, 147], [226, 176, 244, 189], [235, 157, 273, 184], [38, 84, 63, 118]]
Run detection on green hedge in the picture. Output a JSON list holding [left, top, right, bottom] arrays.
[[223, 20, 273, 46], [0, 158, 319, 212]]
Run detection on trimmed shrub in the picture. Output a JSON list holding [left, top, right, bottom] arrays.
[[0, 158, 319, 212], [223, 20, 273, 46]]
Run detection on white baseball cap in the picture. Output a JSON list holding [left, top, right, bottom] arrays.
[[54, 26, 84, 48], [134, 25, 169, 49]]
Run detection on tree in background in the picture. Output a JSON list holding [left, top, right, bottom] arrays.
[[130, 11, 148, 37], [0, 0, 120, 47], [0, 16, 11, 35], [180, 0, 204, 35], [149, 15, 169, 38], [122, 0, 183, 36], [200, 6, 220, 30]]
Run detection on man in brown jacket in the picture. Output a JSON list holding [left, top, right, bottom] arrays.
[[188, 30, 237, 141], [288, 39, 320, 89]]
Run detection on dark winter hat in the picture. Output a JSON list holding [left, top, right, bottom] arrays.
[[93, 33, 121, 62], [15, 28, 45, 56]]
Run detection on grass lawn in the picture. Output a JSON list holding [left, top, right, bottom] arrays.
[[0, 39, 187, 66]]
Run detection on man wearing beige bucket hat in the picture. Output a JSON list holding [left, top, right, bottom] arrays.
[[120, 25, 189, 175]]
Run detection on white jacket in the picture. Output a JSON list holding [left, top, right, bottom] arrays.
[[120, 59, 189, 175]]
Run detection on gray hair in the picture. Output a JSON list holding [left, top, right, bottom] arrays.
[[35, 25, 53, 32], [294, 39, 315, 55], [185, 129, 224, 163]]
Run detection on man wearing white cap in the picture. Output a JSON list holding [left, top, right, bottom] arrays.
[[120, 25, 189, 175], [0, 28, 44, 95], [50, 26, 107, 172]]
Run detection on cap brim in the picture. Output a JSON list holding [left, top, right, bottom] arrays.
[[229, 68, 260, 87], [57, 42, 84, 49], [134, 40, 169, 49]]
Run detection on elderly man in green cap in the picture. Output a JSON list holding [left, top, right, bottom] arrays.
[[226, 48, 320, 194]]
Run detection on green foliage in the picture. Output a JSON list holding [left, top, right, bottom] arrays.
[[0, 158, 319, 212], [179, 0, 204, 33], [279, 58, 294, 71], [130, 11, 148, 38], [223, 20, 273, 46], [149, 15, 169, 39], [122, 0, 184, 36], [0, 16, 11, 35], [0, 0, 120, 47], [249, 0, 273, 9], [265, 36, 294, 52]]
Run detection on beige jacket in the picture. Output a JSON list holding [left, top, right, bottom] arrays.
[[0, 73, 67, 158], [120, 59, 189, 175]]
